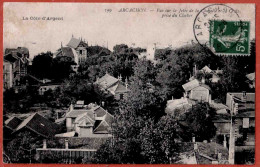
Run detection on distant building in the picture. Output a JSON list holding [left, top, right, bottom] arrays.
[[190, 65, 223, 83], [39, 83, 61, 95], [226, 92, 255, 146], [226, 92, 255, 164], [4, 116, 23, 140], [63, 101, 113, 137], [166, 97, 196, 115], [55, 36, 111, 69], [5, 113, 62, 139], [95, 73, 130, 100], [36, 137, 108, 163], [246, 72, 255, 88], [182, 79, 212, 103], [3, 47, 31, 89], [175, 141, 229, 164]]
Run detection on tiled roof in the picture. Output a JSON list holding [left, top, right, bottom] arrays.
[[235, 111, 255, 118], [66, 109, 89, 118], [75, 113, 95, 125], [94, 107, 107, 117], [93, 121, 110, 133], [56, 137, 109, 149], [212, 114, 231, 123], [94, 113, 114, 133], [61, 47, 75, 58], [200, 66, 212, 73], [210, 102, 229, 110], [96, 73, 119, 89], [166, 97, 196, 112], [175, 142, 229, 164], [114, 82, 129, 93], [67, 37, 81, 49], [227, 92, 255, 103], [56, 47, 77, 60], [5, 47, 29, 56], [14, 113, 61, 138], [4, 117, 22, 130], [182, 79, 200, 91]]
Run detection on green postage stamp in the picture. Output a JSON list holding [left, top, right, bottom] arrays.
[[210, 20, 250, 55]]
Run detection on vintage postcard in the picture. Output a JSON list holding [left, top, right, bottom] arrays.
[[2, 2, 256, 165]]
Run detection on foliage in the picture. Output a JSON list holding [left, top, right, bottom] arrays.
[[92, 114, 179, 164], [31, 51, 53, 79], [31, 51, 74, 82], [181, 102, 217, 142], [5, 131, 43, 163]]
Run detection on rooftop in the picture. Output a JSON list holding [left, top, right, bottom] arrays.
[[182, 79, 211, 92], [14, 113, 62, 138]]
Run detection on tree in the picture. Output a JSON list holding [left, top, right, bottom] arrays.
[[5, 131, 43, 163], [31, 52, 53, 79], [182, 102, 217, 142], [121, 58, 165, 119], [140, 115, 179, 164], [92, 114, 180, 164]]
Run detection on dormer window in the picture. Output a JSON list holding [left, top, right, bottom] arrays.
[[79, 50, 83, 54]]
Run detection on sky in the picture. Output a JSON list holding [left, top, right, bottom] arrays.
[[3, 3, 255, 59]]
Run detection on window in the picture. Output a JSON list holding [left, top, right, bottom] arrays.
[[243, 118, 250, 128], [79, 50, 83, 54], [120, 93, 124, 100]]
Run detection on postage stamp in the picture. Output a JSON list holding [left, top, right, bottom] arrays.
[[193, 4, 251, 56], [209, 20, 250, 55]]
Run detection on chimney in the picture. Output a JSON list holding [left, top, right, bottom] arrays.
[[69, 104, 73, 112], [194, 64, 197, 75], [43, 139, 47, 149], [119, 74, 122, 81], [223, 134, 227, 148], [242, 91, 247, 102], [192, 137, 196, 143], [101, 101, 105, 107], [201, 77, 205, 84], [65, 139, 69, 149]]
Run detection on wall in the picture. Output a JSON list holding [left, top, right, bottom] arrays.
[[66, 118, 72, 131], [3, 62, 13, 89], [190, 86, 209, 102], [214, 122, 231, 135], [79, 127, 93, 137]]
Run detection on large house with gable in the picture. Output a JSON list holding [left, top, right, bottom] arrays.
[[63, 101, 114, 137], [55, 36, 111, 70], [3, 47, 31, 89], [95, 73, 130, 100], [182, 79, 212, 103]]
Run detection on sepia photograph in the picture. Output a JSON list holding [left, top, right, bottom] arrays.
[[3, 2, 256, 164]]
